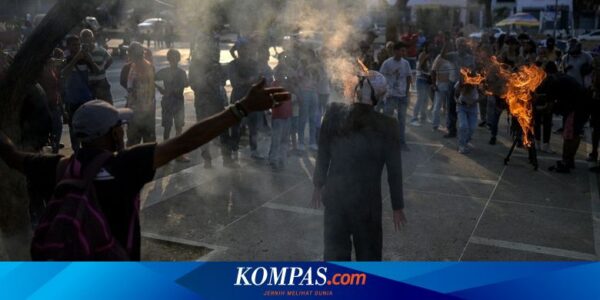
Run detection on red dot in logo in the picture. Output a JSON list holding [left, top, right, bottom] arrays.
[[327, 280, 331, 285]]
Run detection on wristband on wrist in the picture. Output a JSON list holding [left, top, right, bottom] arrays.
[[227, 104, 244, 121], [235, 101, 249, 117]]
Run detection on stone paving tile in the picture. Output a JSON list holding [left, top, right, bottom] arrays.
[[200, 207, 324, 261], [381, 190, 486, 261], [141, 170, 301, 241], [493, 163, 591, 212], [473, 201, 595, 255]]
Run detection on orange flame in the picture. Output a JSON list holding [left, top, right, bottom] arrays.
[[357, 58, 370, 74], [464, 57, 546, 146], [460, 67, 486, 85], [341, 58, 370, 99]]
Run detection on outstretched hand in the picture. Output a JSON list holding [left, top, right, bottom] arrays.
[[239, 78, 290, 113], [393, 209, 407, 232]]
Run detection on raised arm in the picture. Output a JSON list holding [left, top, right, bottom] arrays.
[[153, 79, 289, 168]]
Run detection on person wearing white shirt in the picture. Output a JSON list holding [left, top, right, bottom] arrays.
[[379, 42, 413, 150]]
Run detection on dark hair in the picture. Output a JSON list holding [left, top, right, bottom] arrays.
[[393, 41, 407, 50], [167, 49, 181, 62]]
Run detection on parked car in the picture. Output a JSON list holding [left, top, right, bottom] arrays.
[[469, 27, 506, 39], [578, 30, 600, 42], [137, 18, 165, 35]]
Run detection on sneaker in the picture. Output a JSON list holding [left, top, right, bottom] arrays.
[[426, 118, 434, 124], [467, 143, 475, 150], [478, 121, 487, 127], [489, 136, 496, 145], [586, 153, 598, 162], [541, 143, 555, 154], [409, 120, 422, 127], [309, 144, 319, 151], [554, 127, 563, 135], [458, 146, 470, 154]]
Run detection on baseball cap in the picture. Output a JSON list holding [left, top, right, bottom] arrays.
[[72, 100, 133, 141]]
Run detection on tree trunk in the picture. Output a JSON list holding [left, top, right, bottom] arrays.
[[0, 0, 106, 260]]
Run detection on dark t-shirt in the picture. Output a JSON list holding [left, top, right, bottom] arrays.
[[155, 66, 188, 107], [23, 143, 157, 260]]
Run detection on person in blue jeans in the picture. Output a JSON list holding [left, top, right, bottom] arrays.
[[455, 82, 480, 154], [297, 49, 321, 151], [411, 42, 432, 126], [380, 42, 413, 149]]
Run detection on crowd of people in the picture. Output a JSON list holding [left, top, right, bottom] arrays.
[[370, 29, 600, 173], [1, 17, 600, 261]]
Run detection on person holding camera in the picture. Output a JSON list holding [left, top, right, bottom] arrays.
[[62, 35, 99, 151], [80, 29, 113, 104]]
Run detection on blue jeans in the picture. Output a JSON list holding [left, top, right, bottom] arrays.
[[269, 118, 291, 166], [432, 82, 450, 128], [383, 96, 408, 144], [298, 90, 320, 146], [230, 111, 262, 153], [457, 104, 478, 147], [412, 78, 430, 122]]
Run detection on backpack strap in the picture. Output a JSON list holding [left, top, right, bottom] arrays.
[[55, 152, 113, 191]]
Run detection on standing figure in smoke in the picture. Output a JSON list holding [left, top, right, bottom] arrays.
[[229, 42, 261, 160], [297, 47, 322, 152], [125, 42, 156, 146], [190, 31, 235, 168], [379, 42, 412, 150], [155, 49, 189, 161], [312, 71, 407, 261]]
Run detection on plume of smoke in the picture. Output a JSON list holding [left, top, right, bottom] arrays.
[[171, 0, 373, 102]]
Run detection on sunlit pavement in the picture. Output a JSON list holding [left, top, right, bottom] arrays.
[[54, 43, 600, 261]]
